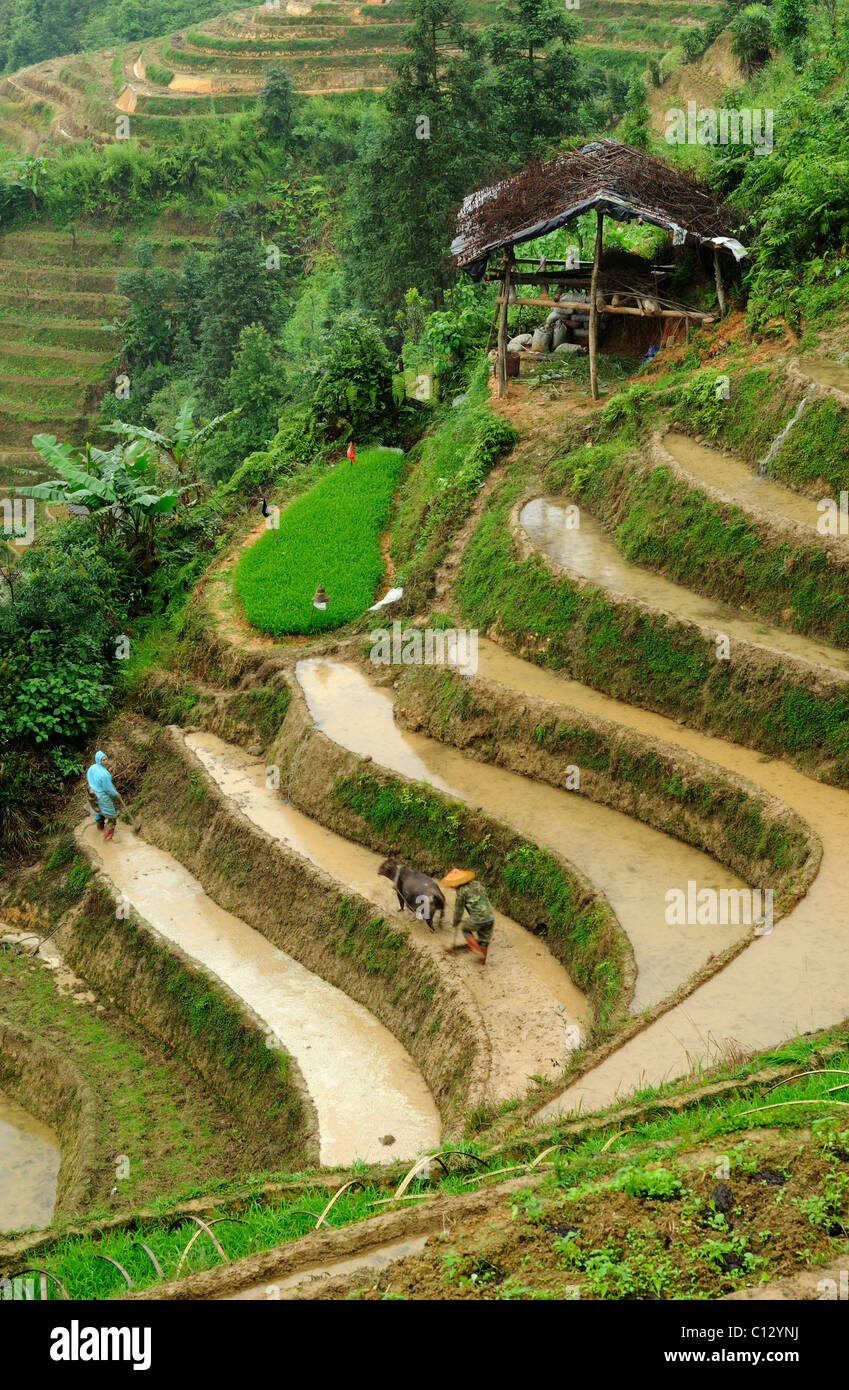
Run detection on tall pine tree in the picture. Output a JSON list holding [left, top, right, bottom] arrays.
[[344, 0, 494, 318], [486, 0, 587, 162]]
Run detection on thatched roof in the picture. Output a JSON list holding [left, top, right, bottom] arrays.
[[451, 140, 743, 279]]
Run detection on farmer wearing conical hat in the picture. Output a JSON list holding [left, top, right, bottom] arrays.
[[441, 868, 494, 965]]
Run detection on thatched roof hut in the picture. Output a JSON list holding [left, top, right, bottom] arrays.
[[451, 139, 744, 280], [452, 141, 745, 399]]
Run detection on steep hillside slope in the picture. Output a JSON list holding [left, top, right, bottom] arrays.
[[0, 0, 722, 156], [0, 219, 213, 492]]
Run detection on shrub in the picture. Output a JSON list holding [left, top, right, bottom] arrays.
[[730, 5, 773, 73], [307, 311, 395, 439]]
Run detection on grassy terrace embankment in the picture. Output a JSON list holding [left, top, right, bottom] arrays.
[[277, 673, 631, 1037], [0, 0, 718, 152], [0, 222, 213, 487], [6, 1021, 849, 1300], [394, 665, 818, 915], [448, 373, 849, 786], [0, 834, 291, 1222], [662, 360, 849, 501], [64, 872, 313, 1170], [114, 716, 487, 1129]]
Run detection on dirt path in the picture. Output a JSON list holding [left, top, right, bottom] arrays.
[[183, 730, 585, 1100], [296, 658, 751, 1012], [77, 821, 440, 1165]]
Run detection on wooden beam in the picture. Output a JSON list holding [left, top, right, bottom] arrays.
[[484, 296, 500, 354], [496, 249, 513, 399], [713, 248, 727, 318], [485, 271, 592, 286], [589, 209, 603, 401], [496, 296, 714, 321]]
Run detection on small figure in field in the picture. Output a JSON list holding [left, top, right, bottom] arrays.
[[377, 857, 445, 931], [86, 750, 119, 841], [441, 868, 494, 965]]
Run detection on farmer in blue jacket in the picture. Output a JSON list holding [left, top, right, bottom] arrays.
[[86, 750, 119, 840]]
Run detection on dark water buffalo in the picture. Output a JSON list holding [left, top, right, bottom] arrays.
[[377, 857, 445, 931]]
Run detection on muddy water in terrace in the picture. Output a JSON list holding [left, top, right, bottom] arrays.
[[296, 660, 750, 1013], [78, 821, 440, 1166], [185, 731, 587, 1101], [520, 497, 849, 673], [445, 642, 849, 1117], [798, 357, 849, 395], [662, 431, 827, 534], [0, 1095, 60, 1232]]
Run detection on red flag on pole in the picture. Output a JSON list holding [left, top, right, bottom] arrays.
[[347, 442, 355, 464]]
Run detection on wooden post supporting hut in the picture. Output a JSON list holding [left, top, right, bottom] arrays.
[[452, 140, 747, 402], [588, 206, 604, 401]]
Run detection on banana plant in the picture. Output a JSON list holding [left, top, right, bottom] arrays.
[[107, 397, 240, 475], [14, 435, 185, 569]]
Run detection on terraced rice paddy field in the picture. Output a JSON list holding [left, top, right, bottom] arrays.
[[0, 0, 723, 155], [0, 220, 213, 493]]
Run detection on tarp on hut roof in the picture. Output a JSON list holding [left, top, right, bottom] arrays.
[[451, 140, 746, 280]]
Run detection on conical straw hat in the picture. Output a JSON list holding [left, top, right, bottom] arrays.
[[441, 867, 476, 888]]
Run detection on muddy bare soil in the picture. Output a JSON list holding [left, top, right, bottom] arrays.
[[185, 729, 591, 1102], [115, 719, 487, 1130], [463, 643, 849, 1118], [521, 494, 849, 675], [313, 1136, 849, 1302], [662, 432, 826, 533], [296, 658, 756, 1012]]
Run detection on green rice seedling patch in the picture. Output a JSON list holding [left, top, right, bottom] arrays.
[[233, 446, 403, 635]]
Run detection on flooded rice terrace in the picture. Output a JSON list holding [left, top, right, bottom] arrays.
[[0, 1094, 60, 1232], [80, 820, 441, 1166], [295, 659, 751, 1011], [520, 496, 849, 672]]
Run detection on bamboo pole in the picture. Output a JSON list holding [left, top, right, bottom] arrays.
[[588, 209, 604, 400], [713, 248, 727, 318], [496, 249, 513, 399]]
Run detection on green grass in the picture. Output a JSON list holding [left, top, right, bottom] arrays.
[[332, 765, 627, 1036], [18, 1026, 849, 1300], [391, 364, 518, 611], [233, 446, 403, 635]]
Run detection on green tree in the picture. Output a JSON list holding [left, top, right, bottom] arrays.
[[259, 64, 296, 143], [197, 324, 287, 483], [620, 75, 650, 150], [486, 0, 584, 161], [196, 204, 286, 399], [115, 240, 180, 369], [15, 435, 185, 570], [108, 397, 238, 478], [773, 0, 808, 47], [730, 5, 773, 74], [344, 0, 493, 317], [308, 310, 394, 438], [773, 0, 808, 66]]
